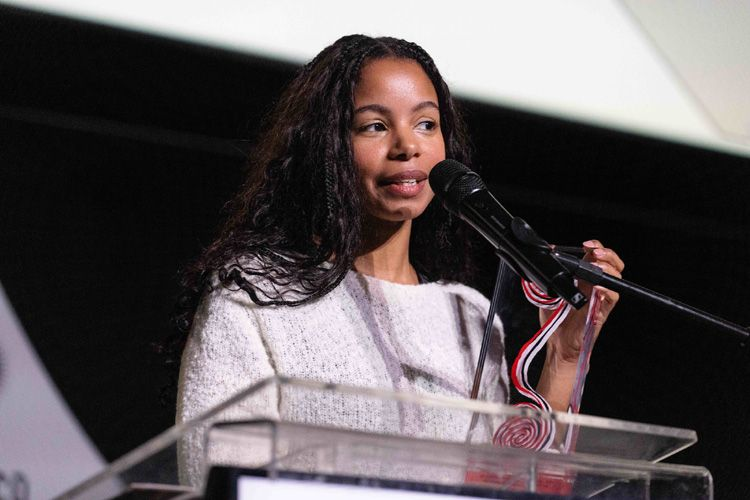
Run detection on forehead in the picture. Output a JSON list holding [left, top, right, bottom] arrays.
[[354, 58, 438, 104]]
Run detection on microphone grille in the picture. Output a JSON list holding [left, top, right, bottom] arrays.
[[449, 170, 485, 203], [429, 159, 470, 195]]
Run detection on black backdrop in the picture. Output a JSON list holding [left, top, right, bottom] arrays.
[[2, 6, 749, 498]]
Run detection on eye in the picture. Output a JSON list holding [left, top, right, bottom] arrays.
[[416, 120, 437, 131], [359, 122, 387, 133]]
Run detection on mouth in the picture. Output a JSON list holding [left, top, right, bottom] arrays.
[[379, 170, 428, 187], [378, 170, 429, 198], [386, 179, 421, 187]]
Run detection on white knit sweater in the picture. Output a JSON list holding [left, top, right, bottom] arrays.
[[176, 270, 509, 487]]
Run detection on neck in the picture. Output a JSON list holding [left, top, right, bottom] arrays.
[[354, 217, 418, 285]]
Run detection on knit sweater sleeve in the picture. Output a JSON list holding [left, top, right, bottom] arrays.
[[176, 286, 279, 487]]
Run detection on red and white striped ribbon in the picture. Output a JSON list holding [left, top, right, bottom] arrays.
[[493, 279, 572, 451]]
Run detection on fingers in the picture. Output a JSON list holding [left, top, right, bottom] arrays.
[[580, 240, 623, 311], [582, 240, 624, 276], [591, 260, 622, 279], [594, 285, 619, 305]]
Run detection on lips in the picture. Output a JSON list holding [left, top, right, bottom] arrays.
[[379, 170, 428, 185], [378, 169, 429, 197]]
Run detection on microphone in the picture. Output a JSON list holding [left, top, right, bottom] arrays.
[[429, 159, 587, 309]]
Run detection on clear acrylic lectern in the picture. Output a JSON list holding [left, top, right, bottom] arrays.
[[58, 376, 712, 499]]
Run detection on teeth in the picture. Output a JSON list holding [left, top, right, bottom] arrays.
[[397, 179, 417, 185]]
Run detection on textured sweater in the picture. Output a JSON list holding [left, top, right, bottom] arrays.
[[176, 270, 509, 487]]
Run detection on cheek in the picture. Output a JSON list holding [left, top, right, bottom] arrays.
[[435, 135, 446, 160], [425, 139, 447, 174], [352, 141, 380, 183]]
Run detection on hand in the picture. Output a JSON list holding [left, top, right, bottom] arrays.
[[535, 240, 624, 411], [542, 240, 625, 363]]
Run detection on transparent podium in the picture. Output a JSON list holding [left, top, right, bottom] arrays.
[[59, 376, 712, 499]]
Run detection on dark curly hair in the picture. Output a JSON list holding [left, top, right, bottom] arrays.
[[165, 35, 479, 375]]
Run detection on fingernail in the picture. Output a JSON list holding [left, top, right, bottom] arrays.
[[583, 240, 596, 248], [594, 249, 605, 258]]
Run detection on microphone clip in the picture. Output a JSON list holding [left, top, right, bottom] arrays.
[[504, 217, 587, 310]]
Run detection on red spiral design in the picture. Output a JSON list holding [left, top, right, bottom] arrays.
[[492, 413, 553, 451]]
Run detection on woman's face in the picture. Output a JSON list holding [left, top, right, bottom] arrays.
[[351, 58, 446, 223]]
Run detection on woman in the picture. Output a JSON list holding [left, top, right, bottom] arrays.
[[174, 35, 624, 486]]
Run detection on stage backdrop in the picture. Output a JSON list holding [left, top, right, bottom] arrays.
[[1, 5, 749, 499]]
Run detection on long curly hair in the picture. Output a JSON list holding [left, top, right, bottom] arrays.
[[166, 35, 478, 372]]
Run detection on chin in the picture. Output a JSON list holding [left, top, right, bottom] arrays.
[[370, 203, 430, 223]]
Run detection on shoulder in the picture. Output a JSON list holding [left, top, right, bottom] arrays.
[[196, 280, 259, 318], [216, 255, 326, 304], [187, 282, 264, 352]]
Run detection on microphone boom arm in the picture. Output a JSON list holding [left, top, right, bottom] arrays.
[[553, 251, 750, 345]]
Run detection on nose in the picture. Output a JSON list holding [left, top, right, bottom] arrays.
[[388, 127, 419, 161]]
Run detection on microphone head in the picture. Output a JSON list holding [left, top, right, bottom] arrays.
[[429, 159, 469, 196], [429, 160, 485, 212]]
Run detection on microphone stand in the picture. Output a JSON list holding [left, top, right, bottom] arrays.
[[552, 251, 750, 347], [467, 217, 748, 423], [466, 261, 507, 440], [508, 215, 749, 347]]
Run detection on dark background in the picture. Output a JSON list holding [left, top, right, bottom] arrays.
[[2, 5, 749, 498]]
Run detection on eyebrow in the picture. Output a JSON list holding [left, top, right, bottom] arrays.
[[353, 101, 439, 115]]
